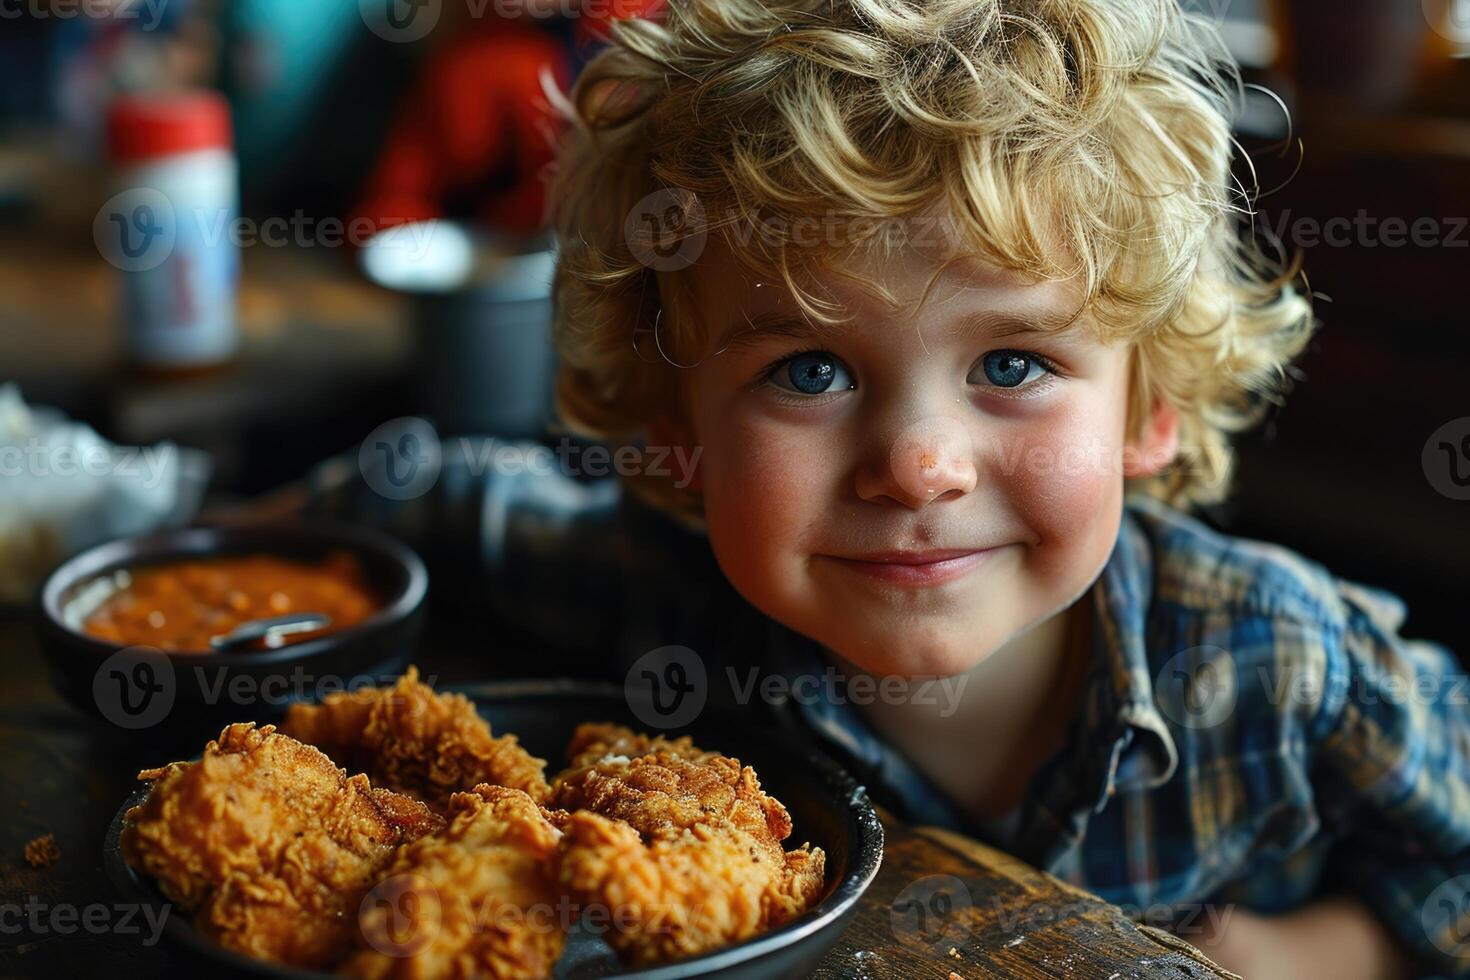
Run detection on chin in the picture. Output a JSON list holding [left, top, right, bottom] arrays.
[[821, 620, 992, 679]]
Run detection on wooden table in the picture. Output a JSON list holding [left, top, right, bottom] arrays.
[[817, 816, 1238, 979], [0, 612, 1237, 980]]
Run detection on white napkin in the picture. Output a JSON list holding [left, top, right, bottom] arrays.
[[0, 385, 210, 603]]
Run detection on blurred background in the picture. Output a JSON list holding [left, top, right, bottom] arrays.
[[0, 0, 1466, 652]]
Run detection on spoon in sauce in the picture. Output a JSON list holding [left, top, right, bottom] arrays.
[[209, 613, 333, 652]]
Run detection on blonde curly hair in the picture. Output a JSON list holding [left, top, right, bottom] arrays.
[[548, 0, 1315, 519]]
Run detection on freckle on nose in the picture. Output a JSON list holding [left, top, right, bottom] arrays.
[[890, 416, 977, 501]]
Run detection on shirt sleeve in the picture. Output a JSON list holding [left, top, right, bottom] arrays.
[[302, 437, 626, 657], [299, 435, 733, 671], [1310, 577, 1470, 978]]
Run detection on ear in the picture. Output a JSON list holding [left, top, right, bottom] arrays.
[[646, 415, 704, 492], [1123, 398, 1180, 478]]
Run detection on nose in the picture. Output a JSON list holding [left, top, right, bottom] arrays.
[[857, 415, 978, 508]]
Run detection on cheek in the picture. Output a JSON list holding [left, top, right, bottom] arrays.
[[693, 405, 834, 588], [997, 393, 1127, 566]]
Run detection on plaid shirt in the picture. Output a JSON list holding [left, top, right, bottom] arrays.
[[311, 439, 1470, 977]]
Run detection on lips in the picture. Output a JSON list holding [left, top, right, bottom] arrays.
[[821, 547, 1003, 586], [843, 548, 986, 565]]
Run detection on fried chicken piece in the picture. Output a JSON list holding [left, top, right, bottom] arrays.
[[556, 810, 826, 967], [552, 740, 790, 851], [342, 785, 569, 980], [122, 723, 444, 970], [24, 833, 60, 868], [549, 730, 826, 966], [281, 667, 551, 810], [562, 722, 717, 770]]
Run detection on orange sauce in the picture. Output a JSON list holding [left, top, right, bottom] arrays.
[[82, 551, 380, 652]]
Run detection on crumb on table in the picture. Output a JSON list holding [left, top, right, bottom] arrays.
[[24, 833, 60, 868]]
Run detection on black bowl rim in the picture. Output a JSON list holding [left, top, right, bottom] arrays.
[[103, 678, 885, 980], [38, 521, 429, 666]]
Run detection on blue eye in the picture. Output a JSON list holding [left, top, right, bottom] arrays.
[[769, 351, 854, 396], [971, 350, 1051, 389]]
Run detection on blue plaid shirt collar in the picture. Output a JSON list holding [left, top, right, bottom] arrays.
[[1086, 494, 1179, 797], [771, 494, 1180, 844]]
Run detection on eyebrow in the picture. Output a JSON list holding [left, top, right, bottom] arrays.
[[714, 307, 1084, 354]]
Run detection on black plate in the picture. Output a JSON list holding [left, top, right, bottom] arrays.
[[104, 679, 884, 979]]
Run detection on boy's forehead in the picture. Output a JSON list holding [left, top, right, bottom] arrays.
[[686, 231, 1089, 344]]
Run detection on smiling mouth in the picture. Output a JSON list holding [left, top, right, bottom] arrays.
[[820, 547, 1004, 586]]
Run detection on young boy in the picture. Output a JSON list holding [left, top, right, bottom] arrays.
[[311, 1, 1468, 976]]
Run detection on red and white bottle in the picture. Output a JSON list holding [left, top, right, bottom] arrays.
[[102, 91, 239, 373]]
